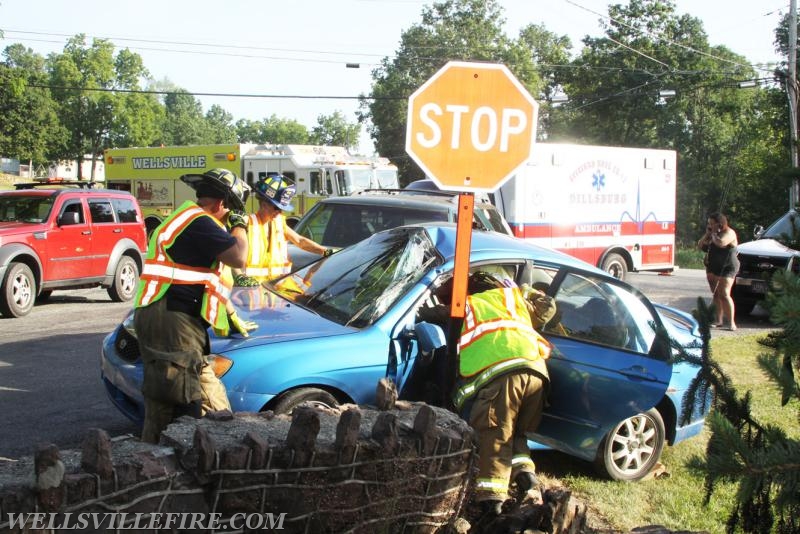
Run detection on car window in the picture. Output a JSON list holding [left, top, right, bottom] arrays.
[[296, 203, 449, 248], [88, 199, 115, 223], [543, 271, 657, 354], [474, 205, 511, 234], [763, 211, 800, 241], [111, 198, 139, 223], [0, 195, 55, 223], [58, 200, 85, 224]]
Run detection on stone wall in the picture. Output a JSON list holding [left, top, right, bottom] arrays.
[[0, 400, 477, 534]]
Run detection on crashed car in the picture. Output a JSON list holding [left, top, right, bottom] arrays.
[[101, 223, 708, 481]]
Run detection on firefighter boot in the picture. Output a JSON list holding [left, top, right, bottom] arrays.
[[514, 471, 540, 493]]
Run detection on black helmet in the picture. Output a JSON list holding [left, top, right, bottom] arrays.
[[180, 168, 251, 212]]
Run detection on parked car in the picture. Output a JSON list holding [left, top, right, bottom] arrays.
[[288, 188, 511, 270], [102, 223, 709, 481], [734, 208, 800, 315], [0, 181, 147, 317]]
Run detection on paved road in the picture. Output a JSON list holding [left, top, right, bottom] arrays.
[[0, 269, 776, 461]]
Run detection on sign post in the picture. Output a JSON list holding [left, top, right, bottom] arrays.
[[405, 60, 539, 317]]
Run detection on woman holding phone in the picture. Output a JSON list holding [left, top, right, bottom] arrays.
[[697, 212, 739, 330]]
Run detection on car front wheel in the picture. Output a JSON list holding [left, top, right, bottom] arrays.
[[594, 408, 665, 481], [0, 262, 36, 318], [272, 387, 340, 414], [107, 256, 139, 302]]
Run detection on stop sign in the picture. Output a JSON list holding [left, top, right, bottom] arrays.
[[406, 61, 538, 192]]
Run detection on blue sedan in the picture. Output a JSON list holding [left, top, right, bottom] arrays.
[[101, 224, 708, 481]]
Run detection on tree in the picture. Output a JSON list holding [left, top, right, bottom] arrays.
[[235, 114, 309, 144], [159, 90, 208, 146], [360, 0, 543, 183], [0, 44, 65, 165], [205, 104, 237, 144], [309, 111, 361, 150], [678, 282, 800, 533], [47, 35, 152, 180], [550, 0, 772, 244]]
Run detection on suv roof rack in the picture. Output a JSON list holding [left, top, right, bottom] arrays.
[[13, 180, 99, 190]]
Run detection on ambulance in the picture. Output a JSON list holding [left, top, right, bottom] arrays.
[[492, 143, 677, 280], [103, 143, 399, 234]]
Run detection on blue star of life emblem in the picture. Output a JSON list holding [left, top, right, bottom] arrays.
[[592, 171, 605, 191]]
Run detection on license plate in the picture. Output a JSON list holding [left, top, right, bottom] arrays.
[[751, 280, 768, 294]]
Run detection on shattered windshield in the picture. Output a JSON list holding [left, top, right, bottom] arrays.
[[0, 195, 55, 223], [270, 227, 440, 327]]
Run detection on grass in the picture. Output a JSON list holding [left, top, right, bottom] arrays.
[[676, 245, 705, 270], [534, 333, 799, 532]]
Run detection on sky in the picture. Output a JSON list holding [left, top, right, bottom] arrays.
[[0, 0, 791, 154]]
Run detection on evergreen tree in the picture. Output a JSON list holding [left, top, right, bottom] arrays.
[[676, 283, 800, 533]]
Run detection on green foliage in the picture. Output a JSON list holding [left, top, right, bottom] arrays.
[[235, 114, 309, 144], [677, 284, 800, 532], [360, 0, 542, 183], [309, 111, 361, 150]]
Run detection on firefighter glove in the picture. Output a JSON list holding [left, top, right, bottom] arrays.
[[234, 273, 261, 287], [227, 211, 248, 232], [228, 311, 258, 337]]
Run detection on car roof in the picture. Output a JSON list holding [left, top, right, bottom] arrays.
[[418, 222, 599, 273], [317, 189, 497, 211], [1, 186, 133, 197]]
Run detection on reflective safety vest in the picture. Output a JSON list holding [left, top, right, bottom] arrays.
[[453, 287, 551, 410], [243, 213, 291, 281], [135, 201, 232, 332]]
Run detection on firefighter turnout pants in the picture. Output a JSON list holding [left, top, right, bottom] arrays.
[[467, 370, 546, 502], [134, 298, 231, 444]]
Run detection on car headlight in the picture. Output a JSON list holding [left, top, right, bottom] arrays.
[[209, 354, 233, 377], [121, 310, 136, 339]]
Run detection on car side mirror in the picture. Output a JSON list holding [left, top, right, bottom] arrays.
[[58, 212, 80, 226], [753, 224, 764, 239], [415, 321, 447, 353]]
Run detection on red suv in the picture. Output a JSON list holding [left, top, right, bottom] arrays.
[[0, 182, 148, 317]]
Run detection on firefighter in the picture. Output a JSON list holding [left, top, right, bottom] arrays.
[[452, 271, 552, 519], [133, 168, 254, 444], [234, 174, 332, 285]]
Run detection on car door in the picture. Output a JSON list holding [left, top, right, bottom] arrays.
[[527, 264, 673, 461], [87, 197, 118, 275], [45, 197, 95, 281]]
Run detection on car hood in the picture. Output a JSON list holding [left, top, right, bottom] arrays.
[[210, 288, 355, 352], [737, 238, 798, 257], [0, 221, 45, 234]]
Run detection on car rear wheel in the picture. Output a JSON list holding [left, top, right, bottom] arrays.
[[601, 252, 628, 280], [594, 408, 665, 481], [272, 387, 340, 414], [0, 262, 36, 318], [107, 256, 139, 302]]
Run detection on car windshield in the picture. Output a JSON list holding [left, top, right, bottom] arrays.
[[0, 195, 55, 223], [762, 211, 800, 243], [269, 227, 440, 327]]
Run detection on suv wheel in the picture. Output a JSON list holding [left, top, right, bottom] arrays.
[[107, 256, 139, 302], [0, 262, 36, 317]]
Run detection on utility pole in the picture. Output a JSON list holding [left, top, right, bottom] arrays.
[[790, 0, 798, 206]]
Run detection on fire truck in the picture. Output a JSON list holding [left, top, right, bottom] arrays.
[[103, 143, 399, 234], [492, 143, 677, 280]]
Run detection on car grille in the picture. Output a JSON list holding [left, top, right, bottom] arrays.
[[737, 253, 789, 278], [114, 327, 141, 362]]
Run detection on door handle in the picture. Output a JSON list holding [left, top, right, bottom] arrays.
[[113, 228, 122, 233], [619, 365, 658, 381], [81, 230, 91, 235]]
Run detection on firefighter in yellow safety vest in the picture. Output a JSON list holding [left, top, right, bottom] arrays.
[[133, 168, 255, 444], [234, 175, 332, 286], [452, 271, 552, 519]]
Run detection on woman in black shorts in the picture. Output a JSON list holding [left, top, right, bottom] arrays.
[[697, 212, 739, 330]]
